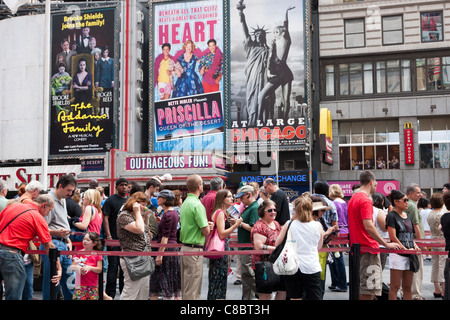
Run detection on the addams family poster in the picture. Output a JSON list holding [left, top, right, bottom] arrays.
[[49, 6, 117, 155], [152, 0, 225, 152]]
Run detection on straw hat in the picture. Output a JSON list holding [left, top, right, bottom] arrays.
[[312, 201, 331, 212]]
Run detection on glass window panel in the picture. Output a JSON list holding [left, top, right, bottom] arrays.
[[443, 65, 450, 90], [340, 147, 351, 171], [388, 145, 400, 169], [420, 144, 433, 168], [437, 143, 450, 168], [432, 117, 447, 141], [375, 121, 387, 143], [350, 63, 363, 95], [363, 122, 374, 143], [351, 146, 363, 170], [387, 120, 399, 143], [384, 30, 403, 45], [387, 69, 401, 92], [339, 122, 351, 144], [346, 19, 364, 33], [364, 63, 373, 93], [326, 65, 335, 95], [418, 118, 432, 142], [339, 64, 349, 95], [416, 58, 427, 91], [376, 61, 386, 93], [375, 146, 387, 169], [363, 146, 375, 170], [401, 61, 411, 91], [421, 12, 443, 42], [351, 122, 363, 143], [427, 57, 441, 90], [346, 33, 365, 48], [383, 15, 402, 31]]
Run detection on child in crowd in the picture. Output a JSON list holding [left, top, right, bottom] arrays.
[[70, 232, 104, 300]]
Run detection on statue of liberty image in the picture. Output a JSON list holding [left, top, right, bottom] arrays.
[[237, 0, 295, 126]]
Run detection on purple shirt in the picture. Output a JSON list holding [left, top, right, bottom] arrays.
[[333, 200, 349, 235]]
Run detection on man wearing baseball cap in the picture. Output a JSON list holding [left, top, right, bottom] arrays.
[[236, 185, 259, 300]]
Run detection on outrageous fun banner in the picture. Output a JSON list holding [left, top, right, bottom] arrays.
[[229, 0, 307, 151], [49, 6, 117, 155], [151, 0, 224, 152]]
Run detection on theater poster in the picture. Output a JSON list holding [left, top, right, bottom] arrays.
[[49, 6, 118, 156], [150, 0, 225, 152], [229, 0, 309, 151]]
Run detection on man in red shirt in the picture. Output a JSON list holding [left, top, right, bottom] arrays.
[[201, 177, 224, 221], [0, 194, 62, 300], [348, 171, 400, 300]]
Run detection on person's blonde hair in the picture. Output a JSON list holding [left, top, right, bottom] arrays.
[[293, 196, 313, 223], [83, 189, 102, 214], [329, 184, 344, 199]]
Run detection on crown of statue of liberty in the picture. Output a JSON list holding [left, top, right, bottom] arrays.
[[251, 25, 270, 35]]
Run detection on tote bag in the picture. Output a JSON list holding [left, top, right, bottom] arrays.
[[273, 225, 299, 275], [204, 209, 225, 259]]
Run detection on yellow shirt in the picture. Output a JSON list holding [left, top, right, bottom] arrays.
[[158, 58, 170, 83]]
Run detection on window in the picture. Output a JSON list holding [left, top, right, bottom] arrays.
[[339, 120, 400, 171], [322, 53, 450, 100], [416, 57, 450, 91], [345, 19, 365, 48], [382, 15, 403, 45], [418, 117, 450, 168], [421, 12, 443, 42]]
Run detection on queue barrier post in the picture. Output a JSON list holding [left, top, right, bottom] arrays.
[[349, 243, 360, 301], [49, 247, 60, 301]]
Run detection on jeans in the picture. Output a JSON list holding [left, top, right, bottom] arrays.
[[329, 251, 347, 290], [0, 249, 26, 300], [105, 246, 124, 298], [40, 239, 74, 300], [22, 262, 34, 300]]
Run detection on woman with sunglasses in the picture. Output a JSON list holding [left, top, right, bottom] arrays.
[[386, 189, 421, 300], [251, 199, 285, 300]]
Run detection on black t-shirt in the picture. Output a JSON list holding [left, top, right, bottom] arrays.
[[386, 210, 415, 249], [102, 193, 128, 239], [271, 189, 290, 226], [440, 212, 450, 258], [66, 197, 82, 218]]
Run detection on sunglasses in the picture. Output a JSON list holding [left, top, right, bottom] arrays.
[[266, 208, 277, 213], [397, 198, 408, 203]]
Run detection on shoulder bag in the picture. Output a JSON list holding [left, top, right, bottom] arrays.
[[272, 222, 299, 275], [204, 209, 225, 259], [123, 232, 155, 281]]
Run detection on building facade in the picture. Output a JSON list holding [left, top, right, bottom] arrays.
[[317, 0, 450, 196]]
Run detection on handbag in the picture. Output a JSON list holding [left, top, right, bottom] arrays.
[[409, 254, 420, 273], [123, 248, 155, 281], [255, 260, 280, 289], [268, 221, 292, 263], [272, 225, 299, 275], [204, 210, 225, 259]]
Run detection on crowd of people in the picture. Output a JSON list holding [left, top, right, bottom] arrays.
[[0, 171, 449, 301]]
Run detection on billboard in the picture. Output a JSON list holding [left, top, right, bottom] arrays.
[[49, 6, 119, 156], [228, 0, 308, 151], [150, 0, 225, 152]]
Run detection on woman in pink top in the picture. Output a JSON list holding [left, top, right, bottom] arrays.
[[74, 189, 103, 236]]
